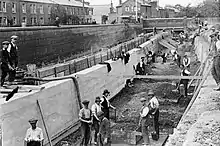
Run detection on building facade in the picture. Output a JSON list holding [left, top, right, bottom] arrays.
[[116, 0, 152, 23], [0, 0, 93, 26]]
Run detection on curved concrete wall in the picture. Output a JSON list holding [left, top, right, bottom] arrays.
[[0, 32, 168, 146]]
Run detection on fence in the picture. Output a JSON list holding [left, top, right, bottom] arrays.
[[36, 33, 153, 79]]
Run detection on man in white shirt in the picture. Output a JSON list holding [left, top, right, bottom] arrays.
[[183, 54, 190, 68], [91, 97, 102, 144], [24, 118, 44, 146], [139, 97, 150, 146], [148, 90, 160, 140]]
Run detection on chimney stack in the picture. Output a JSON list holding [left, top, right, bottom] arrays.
[[119, 0, 122, 5]]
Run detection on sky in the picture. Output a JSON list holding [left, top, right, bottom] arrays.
[[89, 0, 205, 7]]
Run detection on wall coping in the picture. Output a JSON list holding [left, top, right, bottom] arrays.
[[0, 24, 140, 32]]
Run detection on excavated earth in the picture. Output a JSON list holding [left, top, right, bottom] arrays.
[[55, 40, 199, 146]]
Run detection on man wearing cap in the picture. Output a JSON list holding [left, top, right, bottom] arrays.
[[97, 111, 111, 146], [79, 100, 93, 146], [139, 97, 150, 146], [1, 41, 14, 86], [177, 65, 191, 97], [183, 54, 190, 69], [101, 89, 116, 120], [91, 97, 102, 144], [148, 90, 159, 140], [136, 57, 146, 75], [6, 35, 19, 84], [212, 33, 220, 91], [24, 118, 44, 146]]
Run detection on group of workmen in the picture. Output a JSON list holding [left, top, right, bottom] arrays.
[[79, 89, 115, 146], [0, 35, 19, 87]]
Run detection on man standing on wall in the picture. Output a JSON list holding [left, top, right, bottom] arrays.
[[212, 33, 220, 91], [101, 89, 116, 120], [91, 97, 102, 145], [79, 100, 93, 146], [7, 35, 19, 85], [1, 41, 13, 87], [24, 118, 44, 146]]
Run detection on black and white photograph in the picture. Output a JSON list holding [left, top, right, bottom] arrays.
[[0, 0, 220, 145]]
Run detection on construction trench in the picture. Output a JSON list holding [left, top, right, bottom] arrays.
[[53, 31, 201, 146]]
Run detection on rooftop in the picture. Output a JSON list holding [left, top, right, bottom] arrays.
[[23, 0, 90, 7]]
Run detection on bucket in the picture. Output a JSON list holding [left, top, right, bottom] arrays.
[[151, 131, 159, 141]]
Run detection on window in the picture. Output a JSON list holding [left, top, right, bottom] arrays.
[[22, 17, 26, 23], [0, 2, 1, 12], [2, 2, 6, 12], [40, 5, 43, 14], [72, 8, 74, 15], [13, 17, 16, 25], [33, 4, 36, 14], [125, 6, 129, 12], [138, 7, 140, 11], [48, 5, 51, 14], [12, 2, 16, 13], [3, 17, 7, 25], [22, 3, 26, 13], [31, 17, 33, 25], [34, 17, 37, 24], [40, 17, 44, 25], [133, 6, 136, 12], [0, 17, 2, 25], [30, 4, 33, 13]]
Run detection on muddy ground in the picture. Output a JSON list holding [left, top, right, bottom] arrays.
[[55, 40, 200, 146]]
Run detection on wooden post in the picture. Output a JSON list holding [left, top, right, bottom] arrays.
[[54, 67, 57, 77], [36, 100, 52, 146]]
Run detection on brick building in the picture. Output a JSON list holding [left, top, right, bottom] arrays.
[[116, 0, 152, 23], [0, 0, 93, 26]]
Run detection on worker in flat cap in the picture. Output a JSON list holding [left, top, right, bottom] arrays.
[[6, 35, 19, 85], [24, 118, 44, 146], [1, 41, 12, 87], [101, 89, 116, 120], [91, 97, 102, 144], [79, 100, 93, 146], [139, 97, 150, 146], [148, 90, 160, 140], [97, 111, 111, 146]]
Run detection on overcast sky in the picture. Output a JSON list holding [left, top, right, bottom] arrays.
[[89, 0, 205, 7]]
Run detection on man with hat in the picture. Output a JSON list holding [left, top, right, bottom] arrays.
[[139, 97, 150, 146], [91, 97, 102, 144], [101, 89, 116, 120], [183, 54, 190, 69], [97, 111, 111, 146], [79, 100, 93, 146], [1, 41, 13, 87], [24, 118, 44, 146], [148, 90, 160, 140], [6, 35, 19, 85], [136, 57, 146, 75]]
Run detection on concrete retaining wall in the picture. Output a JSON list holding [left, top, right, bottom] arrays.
[[0, 24, 142, 67], [0, 32, 169, 146]]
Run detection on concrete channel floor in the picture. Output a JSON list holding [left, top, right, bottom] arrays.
[[166, 74, 220, 146]]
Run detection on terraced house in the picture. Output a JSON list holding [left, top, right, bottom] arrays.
[[0, 0, 93, 26]]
